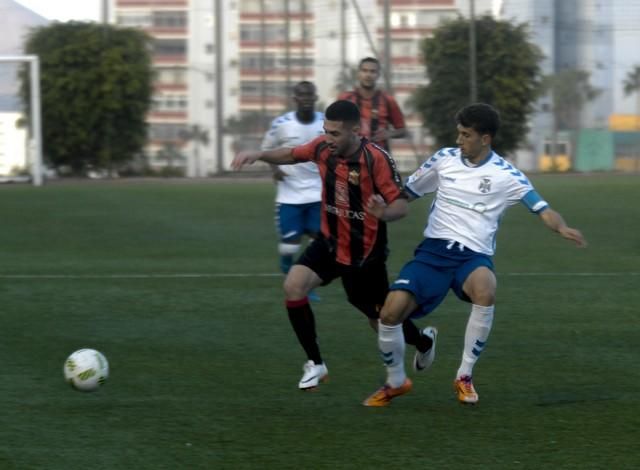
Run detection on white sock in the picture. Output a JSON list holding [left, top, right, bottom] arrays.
[[378, 321, 406, 388], [456, 304, 494, 379]]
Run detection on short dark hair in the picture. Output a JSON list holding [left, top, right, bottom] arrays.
[[325, 100, 360, 125], [358, 57, 380, 70], [293, 80, 315, 94], [455, 103, 500, 138]]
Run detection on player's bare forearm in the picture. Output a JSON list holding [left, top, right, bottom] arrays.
[[373, 128, 408, 142], [366, 195, 408, 222], [260, 147, 296, 164], [539, 208, 587, 247], [390, 127, 408, 139], [231, 147, 295, 170]]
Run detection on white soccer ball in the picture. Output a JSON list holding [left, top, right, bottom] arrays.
[[63, 348, 109, 392]]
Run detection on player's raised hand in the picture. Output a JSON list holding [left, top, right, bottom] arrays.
[[231, 151, 261, 170]]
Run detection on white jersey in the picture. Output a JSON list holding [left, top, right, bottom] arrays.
[[261, 111, 324, 204], [406, 147, 548, 256]]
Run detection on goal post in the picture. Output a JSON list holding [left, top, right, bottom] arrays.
[[0, 55, 42, 186]]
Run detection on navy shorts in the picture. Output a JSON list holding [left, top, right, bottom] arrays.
[[275, 202, 321, 242], [390, 238, 494, 319]]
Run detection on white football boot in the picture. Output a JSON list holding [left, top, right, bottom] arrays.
[[298, 360, 329, 390], [413, 326, 438, 372]]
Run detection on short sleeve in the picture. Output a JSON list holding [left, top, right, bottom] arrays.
[[405, 150, 443, 197], [291, 135, 325, 162], [370, 147, 405, 202]]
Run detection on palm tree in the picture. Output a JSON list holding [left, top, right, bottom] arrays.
[[623, 65, 640, 130], [543, 69, 600, 131], [542, 69, 600, 169]]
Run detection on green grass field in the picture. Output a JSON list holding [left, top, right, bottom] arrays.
[[1, 174, 638, 469]]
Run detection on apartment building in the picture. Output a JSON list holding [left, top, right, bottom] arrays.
[[111, 0, 484, 175], [111, 0, 192, 174], [377, 0, 458, 169]]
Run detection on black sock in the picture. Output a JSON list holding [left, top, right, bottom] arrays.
[[286, 298, 323, 364], [403, 320, 433, 352]]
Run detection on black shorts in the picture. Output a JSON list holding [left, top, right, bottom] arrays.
[[297, 237, 389, 319]]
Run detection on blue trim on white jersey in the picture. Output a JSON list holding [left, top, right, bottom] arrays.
[[492, 157, 530, 186], [521, 189, 549, 213], [460, 150, 494, 168], [405, 184, 421, 199]]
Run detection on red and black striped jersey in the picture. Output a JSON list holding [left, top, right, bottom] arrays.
[[292, 136, 407, 266], [338, 89, 406, 150]]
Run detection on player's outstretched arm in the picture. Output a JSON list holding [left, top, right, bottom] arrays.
[[366, 194, 408, 222], [372, 127, 408, 141], [539, 208, 588, 247], [231, 147, 295, 170]]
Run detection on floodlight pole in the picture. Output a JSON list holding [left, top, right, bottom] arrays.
[[0, 55, 42, 186]]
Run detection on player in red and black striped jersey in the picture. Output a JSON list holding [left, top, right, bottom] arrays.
[[338, 57, 407, 151], [232, 100, 433, 391]]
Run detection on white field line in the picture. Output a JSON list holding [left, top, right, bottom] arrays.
[[0, 272, 637, 280]]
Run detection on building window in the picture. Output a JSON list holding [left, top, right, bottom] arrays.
[[391, 68, 426, 86], [240, 53, 276, 69], [151, 95, 188, 112], [239, 0, 308, 13], [149, 123, 189, 141], [154, 39, 187, 56], [290, 22, 313, 41], [281, 56, 313, 68], [152, 11, 187, 29], [240, 24, 287, 42], [240, 53, 312, 70], [155, 67, 187, 85], [391, 12, 416, 28], [240, 23, 313, 43], [116, 12, 152, 27], [240, 0, 261, 13], [416, 11, 455, 28], [240, 81, 289, 97], [391, 39, 418, 57]]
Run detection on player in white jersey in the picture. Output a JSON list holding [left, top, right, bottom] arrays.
[[261, 81, 325, 285], [363, 103, 587, 407]]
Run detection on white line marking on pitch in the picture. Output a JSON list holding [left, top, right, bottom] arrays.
[[0, 272, 637, 280]]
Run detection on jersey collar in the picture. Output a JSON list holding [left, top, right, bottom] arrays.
[[460, 150, 494, 168]]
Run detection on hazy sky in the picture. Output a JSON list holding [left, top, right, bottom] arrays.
[[15, 0, 101, 22]]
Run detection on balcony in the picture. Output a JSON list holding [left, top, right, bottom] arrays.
[[117, 0, 187, 6]]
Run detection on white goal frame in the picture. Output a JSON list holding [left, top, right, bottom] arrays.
[[0, 55, 42, 186]]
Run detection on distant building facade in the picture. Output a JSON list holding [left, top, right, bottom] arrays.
[[500, 0, 640, 170], [109, 0, 505, 174]]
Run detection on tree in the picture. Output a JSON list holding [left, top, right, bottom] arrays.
[[623, 65, 640, 130], [542, 69, 600, 131], [20, 22, 153, 173], [413, 15, 543, 155], [623, 65, 640, 97]]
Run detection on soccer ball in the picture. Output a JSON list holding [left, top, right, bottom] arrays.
[[63, 348, 109, 392]]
